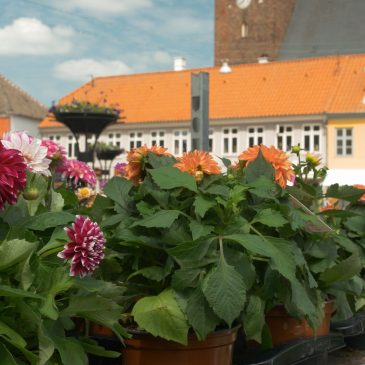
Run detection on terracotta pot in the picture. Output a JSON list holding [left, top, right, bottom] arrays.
[[90, 323, 115, 337], [266, 301, 333, 345], [122, 327, 239, 365]]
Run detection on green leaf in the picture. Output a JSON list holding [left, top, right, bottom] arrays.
[[0, 321, 27, 348], [194, 195, 215, 218], [319, 254, 362, 285], [0, 239, 38, 271], [62, 294, 124, 339], [167, 239, 213, 265], [225, 234, 297, 282], [50, 190, 65, 212], [344, 216, 365, 236], [185, 288, 220, 341], [131, 210, 180, 228], [203, 185, 230, 198], [128, 266, 167, 282], [253, 208, 288, 228], [52, 337, 88, 365], [189, 220, 214, 240], [132, 289, 189, 345], [0, 343, 17, 365], [147, 152, 176, 168], [103, 176, 133, 207], [149, 166, 197, 192], [79, 338, 121, 358], [202, 258, 246, 326], [326, 184, 365, 203], [248, 176, 277, 199], [26, 211, 75, 231], [0, 285, 42, 299], [245, 150, 274, 184], [39, 323, 55, 365], [243, 295, 265, 343], [171, 268, 201, 291]]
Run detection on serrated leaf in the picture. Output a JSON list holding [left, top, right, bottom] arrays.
[[149, 166, 197, 192], [50, 190, 64, 212], [245, 150, 274, 184], [202, 258, 246, 326], [171, 268, 201, 291], [243, 295, 265, 343], [326, 184, 365, 203], [131, 210, 180, 228], [132, 289, 189, 345], [189, 220, 214, 240], [167, 239, 213, 264], [203, 185, 230, 198], [128, 266, 167, 282], [319, 254, 362, 285], [186, 288, 220, 340], [253, 208, 287, 228], [225, 234, 296, 282], [26, 212, 75, 231], [103, 176, 133, 207], [0, 239, 38, 271], [194, 195, 215, 218], [248, 176, 277, 199]]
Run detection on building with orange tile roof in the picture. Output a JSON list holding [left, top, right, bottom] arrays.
[[39, 54, 365, 184]]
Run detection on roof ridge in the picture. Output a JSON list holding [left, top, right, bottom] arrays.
[[0, 74, 47, 110]]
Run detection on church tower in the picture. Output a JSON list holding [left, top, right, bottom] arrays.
[[214, 0, 297, 65]]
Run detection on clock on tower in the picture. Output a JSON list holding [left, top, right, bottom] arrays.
[[215, 0, 297, 65]]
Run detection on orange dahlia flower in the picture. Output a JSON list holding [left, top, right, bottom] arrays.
[[174, 150, 221, 181], [238, 145, 295, 188], [354, 184, 365, 202], [125, 144, 170, 184], [320, 198, 339, 212]]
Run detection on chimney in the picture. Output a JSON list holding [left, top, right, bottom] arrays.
[[257, 54, 269, 64], [219, 59, 232, 74], [174, 57, 186, 71]]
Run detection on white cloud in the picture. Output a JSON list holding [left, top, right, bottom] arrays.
[[153, 51, 172, 65], [0, 18, 74, 55], [54, 58, 133, 81], [58, 0, 153, 15]]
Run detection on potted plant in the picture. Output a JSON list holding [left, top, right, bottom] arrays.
[[0, 133, 125, 364], [95, 142, 124, 161], [91, 144, 359, 363]]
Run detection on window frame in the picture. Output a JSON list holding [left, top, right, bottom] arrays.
[[302, 124, 321, 152], [222, 127, 239, 156], [150, 130, 166, 148], [129, 131, 144, 150], [335, 127, 353, 157], [276, 125, 294, 152], [247, 126, 264, 148], [173, 129, 190, 156]]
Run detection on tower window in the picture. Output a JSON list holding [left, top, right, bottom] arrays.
[[241, 23, 248, 38]]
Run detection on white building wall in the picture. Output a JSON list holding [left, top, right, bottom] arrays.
[[11, 115, 41, 137]]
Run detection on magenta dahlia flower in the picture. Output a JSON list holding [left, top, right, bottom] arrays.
[[2, 131, 51, 176], [0, 143, 27, 209], [41, 139, 66, 162], [56, 159, 96, 187], [114, 162, 127, 177], [58, 216, 106, 277]]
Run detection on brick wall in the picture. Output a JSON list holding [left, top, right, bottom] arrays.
[[214, 0, 297, 65]]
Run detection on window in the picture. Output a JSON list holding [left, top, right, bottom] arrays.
[[108, 132, 121, 147], [209, 129, 214, 152], [241, 23, 248, 38], [248, 127, 264, 147], [174, 130, 189, 155], [336, 128, 352, 156], [48, 135, 60, 141], [67, 135, 76, 158], [222, 128, 238, 155], [303, 125, 321, 152], [129, 132, 143, 149], [151, 130, 165, 147], [276, 125, 293, 152]]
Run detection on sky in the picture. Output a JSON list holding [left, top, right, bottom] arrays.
[[0, 0, 214, 107]]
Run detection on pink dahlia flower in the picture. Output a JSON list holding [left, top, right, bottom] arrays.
[[114, 162, 127, 177], [58, 216, 106, 277], [1, 131, 51, 176], [0, 143, 27, 209], [41, 139, 66, 162], [56, 159, 96, 187]]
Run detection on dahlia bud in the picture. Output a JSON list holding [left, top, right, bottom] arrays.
[[23, 188, 40, 200], [291, 145, 301, 154], [195, 171, 204, 182]]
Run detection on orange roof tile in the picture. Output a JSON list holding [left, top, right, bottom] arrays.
[[40, 54, 365, 129]]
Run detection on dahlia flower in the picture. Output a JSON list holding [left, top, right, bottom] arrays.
[[125, 144, 170, 184], [58, 216, 106, 277], [238, 145, 295, 188], [0, 143, 27, 209], [56, 159, 96, 187], [41, 139, 66, 162], [174, 150, 221, 181], [1, 131, 51, 176], [114, 162, 127, 177], [305, 152, 321, 167]]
